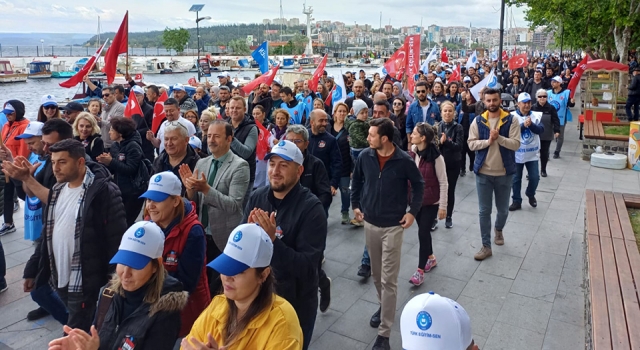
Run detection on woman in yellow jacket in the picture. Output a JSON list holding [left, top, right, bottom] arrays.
[[181, 223, 302, 350]]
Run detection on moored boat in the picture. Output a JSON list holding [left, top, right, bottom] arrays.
[[0, 60, 28, 83]]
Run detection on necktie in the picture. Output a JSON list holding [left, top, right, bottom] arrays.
[[200, 159, 220, 229]]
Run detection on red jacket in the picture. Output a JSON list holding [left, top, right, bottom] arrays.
[[162, 201, 210, 337], [2, 119, 29, 158]]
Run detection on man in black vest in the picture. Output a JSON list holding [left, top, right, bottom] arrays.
[[226, 96, 257, 208]]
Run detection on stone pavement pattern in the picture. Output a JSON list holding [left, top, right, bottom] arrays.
[[2, 113, 638, 349]]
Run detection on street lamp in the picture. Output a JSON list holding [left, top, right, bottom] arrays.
[[190, 4, 210, 81], [40, 39, 44, 57]]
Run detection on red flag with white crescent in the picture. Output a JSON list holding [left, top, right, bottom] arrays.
[[255, 121, 270, 160], [502, 50, 509, 61], [448, 64, 461, 82], [440, 47, 448, 63], [124, 90, 143, 118], [151, 90, 168, 134], [241, 65, 280, 94], [507, 53, 529, 70], [59, 39, 108, 88], [308, 54, 328, 92], [384, 43, 407, 79], [567, 56, 589, 99], [187, 77, 198, 86]]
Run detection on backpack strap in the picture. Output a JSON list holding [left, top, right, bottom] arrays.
[[95, 287, 115, 331]]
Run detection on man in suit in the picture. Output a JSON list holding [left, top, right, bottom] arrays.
[[179, 120, 250, 295]]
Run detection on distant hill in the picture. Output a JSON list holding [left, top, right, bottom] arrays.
[[84, 23, 306, 48], [0, 33, 93, 46]]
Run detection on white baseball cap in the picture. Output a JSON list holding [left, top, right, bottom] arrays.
[[552, 76, 563, 83], [264, 140, 304, 165], [463, 76, 471, 82], [15, 121, 44, 140], [109, 221, 165, 269], [139, 171, 182, 202], [172, 83, 186, 92], [517, 92, 532, 103], [189, 135, 202, 150], [217, 72, 230, 78], [132, 85, 144, 95], [401, 292, 473, 350], [41, 94, 57, 107], [208, 223, 273, 276]]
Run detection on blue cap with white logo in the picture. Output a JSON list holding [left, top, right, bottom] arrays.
[[207, 223, 273, 276], [110, 221, 165, 269], [264, 140, 304, 165], [139, 171, 182, 202]]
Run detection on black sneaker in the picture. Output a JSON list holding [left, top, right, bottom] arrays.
[[509, 202, 521, 211], [370, 307, 381, 328], [528, 196, 538, 208], [541, 170, 547, 177], [445, 217, 453, 228], [319, 277, 331, 313], [553, 152, 560, 159], [372, 335, 390, 350], [431, 219, 438, 231], [460, 169, 466, 177], [0, 223, 15, 236], [27, 307, 50, 321], [357, 264, 371, 277]]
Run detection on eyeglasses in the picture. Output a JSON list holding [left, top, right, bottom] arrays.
[[416, 90, 427, 94], [43, 105, 57, 110], [286, 138, 305, 144], [537, 96, 548, 98], [445, 72, 451, 75], [102, 93, 111, 98]]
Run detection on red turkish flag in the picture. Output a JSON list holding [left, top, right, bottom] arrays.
[[501, 50, 509, 61], [187, 77, 197, 86], [60, 40, 107, 88], [103, 11, 128, 84], [567, 55, 589, 99], [507, 53, 529, 70], [124, 90, 143, 118], [384, 43, 407, 79], [325, 86, 334, 106], [404, 34, 421, 95], [441, 47, 448, 63], [308, 54, 328, 92], [134, 73, 143, 81], [241, 65, 280, 94], [448, 64, 461, 82], [151, 90, 168, 134], [255, 121, 270, 160]]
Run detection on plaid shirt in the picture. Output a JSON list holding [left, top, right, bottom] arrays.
[[46, 167, 95, 293]]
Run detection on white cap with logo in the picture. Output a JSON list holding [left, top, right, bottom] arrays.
[[208, 223, 273, 276], [189, 136, 202, 150], [264, 140, 304, 165], [552, 76, 563, 83], [40, 94, 57, 107], [139, 171, 183, 202], [400, 291, 473, 350], [517, 92, 532, 103], [15, 121, 44, 140], [109, 221, 165, 269], [132, 85, 145, 95]]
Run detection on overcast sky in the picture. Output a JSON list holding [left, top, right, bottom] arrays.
[[0, 0, 528, 33]]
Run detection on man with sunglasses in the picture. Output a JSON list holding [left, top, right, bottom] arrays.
[[406, 81, 441, 136], [467, 88, 521, 261], [99, 86, 125, 151], [531, 89, 560, 177]]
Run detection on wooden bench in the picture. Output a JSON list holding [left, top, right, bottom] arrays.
[[583, 120, 629, 141], [584, 190, 640, 349]]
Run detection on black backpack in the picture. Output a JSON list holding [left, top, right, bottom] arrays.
[[133, 158, 153, 189]]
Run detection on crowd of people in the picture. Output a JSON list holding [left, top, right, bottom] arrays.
[[0, 52, 588, 350]]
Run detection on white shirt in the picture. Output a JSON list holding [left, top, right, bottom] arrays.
[[157, 116, 197, 153], [421, 102, 431, 123], [51, 184, 84, 288]]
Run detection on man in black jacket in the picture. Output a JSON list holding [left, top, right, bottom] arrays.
[[626, 67, 640, 121], [307, 109, 342, 202], [227, 96, 257, 207], [345, 80, 374, 110], [132, 85, 155, 162], [244, 140, 327, 350], [22, 140, 127, 332], [351, 118, 424, 350]]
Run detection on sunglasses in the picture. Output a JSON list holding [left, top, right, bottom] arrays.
[[416, 90, 427, 94], [537, 96, 548, 98], [43, 105, 58, 110], [445, 72, 451, 75], [102, 93, 111, 98]]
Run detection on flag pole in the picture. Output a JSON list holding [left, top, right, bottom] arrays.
[[87, 39, 108, 75], [125, 11, 129, 77]]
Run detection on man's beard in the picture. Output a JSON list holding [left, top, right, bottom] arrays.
[[487, 105, 500, 112]]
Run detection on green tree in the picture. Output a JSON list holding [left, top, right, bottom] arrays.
[[228, 39, 250, 54], [162, 27, 190, 53]]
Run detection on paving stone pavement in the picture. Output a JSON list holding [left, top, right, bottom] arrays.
[[1, 104, 636, 349]]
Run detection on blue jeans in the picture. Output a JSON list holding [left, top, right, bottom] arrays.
[[339, 176, 350, 213], [476, 173, 513, 248], [30, 284, 68, 325], [512, 161, 539, 203], [362, 246, 370, 266]]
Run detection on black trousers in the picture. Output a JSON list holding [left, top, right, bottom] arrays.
[[3, 177, 15, 224], [416, 205, 439, 268], [56, 286, 96, 333], [122, 195, 144, 227], [540, 140, 552, 172], [460, 141, 475, 172], [445, 160, 461, 218], [205, 235, 223, 297]]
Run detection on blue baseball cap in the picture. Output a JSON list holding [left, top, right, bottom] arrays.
[[208, 223, 273, 276], [15, 121, 44, 140], [41, 94, 57, 107], [1, 102, 15, 115], [139, 171, 182, 202], [110, 221, 165, 270], [264, 140, 304, 165], [517, 92, 532, 103]]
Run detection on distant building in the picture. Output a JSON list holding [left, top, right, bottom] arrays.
[[289, 18, 300, 26], [263, 19, 271, 25]]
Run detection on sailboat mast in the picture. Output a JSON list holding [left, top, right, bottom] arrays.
[[97, 16, 101, 50], [279, 0, 283, 42]]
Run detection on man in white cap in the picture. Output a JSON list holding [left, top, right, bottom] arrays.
[[243, 140, 327, 350], [509, 92, 544, 211], [547, 75, 575, 159], [218, 72, 234, 90], [172, 84, 198, 115], [400, 292, 478, 350]]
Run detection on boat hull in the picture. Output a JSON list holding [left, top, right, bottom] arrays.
[[51, 71, 76, 78], [0, 74, 28, 83]]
